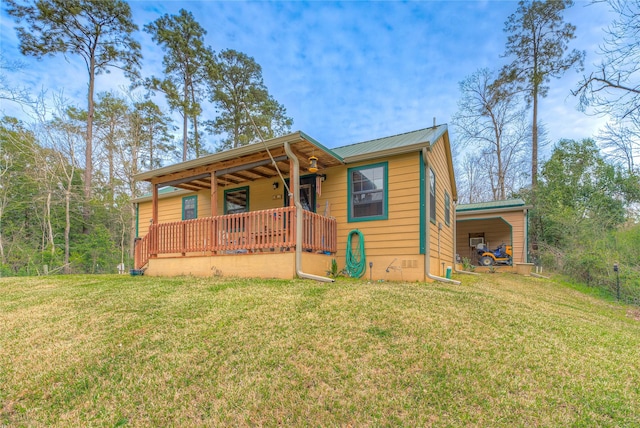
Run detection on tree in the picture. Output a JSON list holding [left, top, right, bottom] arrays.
[[0, 118, 38, 267], [535, 139, 629, 247], [573, 0, 640, 179], [453, 68, 530, 201], [529, 138, 640, 288], [94, 92, 130, 203], [597, 117, 640, 175], [455, 152, 493, 204], [6, 0, 141, 228], [574, 0, 640, 121], [209, 49, 293, 150], [41, 105, 84, 273], [123, 99, 174, 256], [0, 53, 33, 108], [500, 0, 584, 188], [144, 9, 213, 161], [129, 99, 175, 173]]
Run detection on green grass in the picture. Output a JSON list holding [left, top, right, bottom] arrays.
[[1, 273, 639, 426]]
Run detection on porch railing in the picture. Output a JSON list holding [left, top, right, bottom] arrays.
[[134, 234, 150, 270], [134, 206, 337, 269]]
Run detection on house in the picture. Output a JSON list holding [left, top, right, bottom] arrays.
[[455, 198, 532, 269], [133, 125, 457, 282]]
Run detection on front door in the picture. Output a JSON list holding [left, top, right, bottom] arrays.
[[285, 175, 316, 212]]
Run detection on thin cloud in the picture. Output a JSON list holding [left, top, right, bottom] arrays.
[[0, 0, 616, 148]]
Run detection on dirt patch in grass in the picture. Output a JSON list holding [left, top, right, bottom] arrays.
[[627, 308, 640, 321]]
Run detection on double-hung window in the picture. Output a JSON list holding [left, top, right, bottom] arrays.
[[348, 162, 388, 222], [430, 168, 436, 223], [182, 195, 198, 220], [444, 191, 451, 226]]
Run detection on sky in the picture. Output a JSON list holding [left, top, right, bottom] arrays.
[[0, 0, 615, 156]]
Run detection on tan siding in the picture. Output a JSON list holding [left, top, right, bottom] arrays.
[[138, 137, 457, 281], [427, 135, 455, 275], [327, 153, 423, 261]]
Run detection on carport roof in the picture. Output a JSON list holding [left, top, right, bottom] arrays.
[[456, 198, 528, 213]]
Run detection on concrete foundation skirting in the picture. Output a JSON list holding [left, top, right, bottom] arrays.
[[515, 263, 534, 276], [146, 252, 334, 279]]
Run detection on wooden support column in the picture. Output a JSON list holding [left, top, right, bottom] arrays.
[[210, 173, 218, 253], [151, 183, 159, 257], [210, 173, 218, 216], [289, 158, 297, 207]]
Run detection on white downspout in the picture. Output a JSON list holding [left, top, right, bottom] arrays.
[[422, 147, 461, 285], [284, 142, 335, 283]]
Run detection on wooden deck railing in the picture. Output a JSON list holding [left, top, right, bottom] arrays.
[[302, 210, 337, 253], [134, 234, 150, 270], [135, 206, 336, 268]]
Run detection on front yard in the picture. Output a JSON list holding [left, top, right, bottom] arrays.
[[1, 274, 639, 426]]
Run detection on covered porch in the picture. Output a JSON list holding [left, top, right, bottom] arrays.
[[134, 206, 336, 269], [133, 132, 344, 278]]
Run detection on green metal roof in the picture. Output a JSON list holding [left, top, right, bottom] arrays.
[[332, 125, 447, 160], [456, 198, 527, 213], [133, 186, 190, 203]]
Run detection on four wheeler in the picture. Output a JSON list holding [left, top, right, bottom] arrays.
[[477, 243, 512, 266]]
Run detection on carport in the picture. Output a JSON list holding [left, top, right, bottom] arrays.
[[455, 199, 532, 267]]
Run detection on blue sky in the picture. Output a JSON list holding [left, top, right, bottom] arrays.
[[1, 0, 614, 153]]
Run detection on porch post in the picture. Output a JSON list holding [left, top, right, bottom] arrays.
[[210, 173, 218, 253], [152, 183, 159, 225], [210, 173, 218, 216], [289, 158, 297, 207], [151, 183, 159, 257]]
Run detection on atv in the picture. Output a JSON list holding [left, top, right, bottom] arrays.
[[477, 243, 512, 266]]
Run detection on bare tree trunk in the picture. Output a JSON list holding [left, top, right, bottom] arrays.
[[190, 84, 200, 158], [532, 86, 539, 189], [108, 142, 115, 203], [149, 124, 154, 169], [46, 191, 55, 254], [64, 189, 71, 274], [183, 83, 189, 162], [120, 212, 126, 266], [193, 115, 199, 157], [84, 59, 96, 232], [130, 202, 136, 260]]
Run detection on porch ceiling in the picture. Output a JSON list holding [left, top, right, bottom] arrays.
[[134, 133, 344, 191]]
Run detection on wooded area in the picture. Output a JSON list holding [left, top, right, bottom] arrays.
[[1, 1, 292, 276], [452, 0, 640, 303], [1, 0, 639, 302]]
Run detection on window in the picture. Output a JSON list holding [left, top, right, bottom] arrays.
[[429, 168, 436, 223], [182, 195, 198, 220], [348, 162, 388, 222], [224, 187, 249, 214], [444, 191, 451, 226]]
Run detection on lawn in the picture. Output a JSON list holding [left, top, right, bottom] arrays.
[[1, 273, 639, 426]]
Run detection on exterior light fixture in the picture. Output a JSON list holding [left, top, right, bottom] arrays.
[[273, 182, 279, 190], [308, 155, 318, 173], [318, 174, 327, 182]]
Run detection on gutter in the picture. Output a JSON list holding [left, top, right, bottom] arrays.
[[284, 142, 335, 283], [422, 147, 461, 285], [456, 204, 534, 215]]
